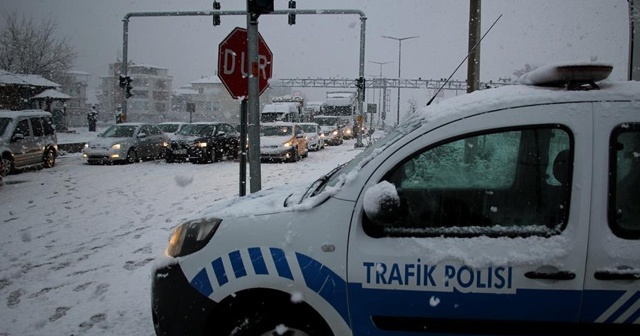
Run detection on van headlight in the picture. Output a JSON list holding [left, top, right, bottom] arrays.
[[166, 218, 222, 257], [112, 143, 121, 150]]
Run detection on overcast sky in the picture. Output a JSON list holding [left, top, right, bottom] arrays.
[[0, 0, 632, 107]]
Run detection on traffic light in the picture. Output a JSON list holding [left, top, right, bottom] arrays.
[[248, 0, 273, 15], [356, 77, 365, 100], [212, 1, 221, 26], [118, 75, 127, 88], [125, 76, 133, 99], [288, 1, 296, 25]]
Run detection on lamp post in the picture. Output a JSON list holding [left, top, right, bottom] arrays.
[[383, 35, 418, 125], [368, 60, 392, 127]]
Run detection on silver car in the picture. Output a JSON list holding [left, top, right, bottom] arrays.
[[0, 110, 58, 176], [82, 123, 169, 164]]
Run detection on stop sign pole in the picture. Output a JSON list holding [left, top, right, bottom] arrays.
[[247, 17, 262, 194], [218, 26, 272, 195]]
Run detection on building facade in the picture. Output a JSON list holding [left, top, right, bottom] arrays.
[[61, 70, 91, 127], [98, 62, 173, 124]]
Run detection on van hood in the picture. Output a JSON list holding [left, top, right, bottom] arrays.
[[199, 183, 305, 219]]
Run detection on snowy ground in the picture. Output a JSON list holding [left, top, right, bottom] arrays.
[[0, 127, 370, 336]]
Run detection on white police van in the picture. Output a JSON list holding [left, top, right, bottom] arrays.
[[152, 63, 640, 336]]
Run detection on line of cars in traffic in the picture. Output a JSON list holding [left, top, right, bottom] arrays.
[[0, 110, 353, 179], [80, 119, 348, 166]]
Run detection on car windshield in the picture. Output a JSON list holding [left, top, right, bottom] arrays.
[[100, 125, 137, 138], [177, 124, 214, 136], [261, 125, 292, 136], [314, 117, 337, 126], [0, 118, 11, 137], [157, 124, 180, 133], [301, 124, 317, 133]]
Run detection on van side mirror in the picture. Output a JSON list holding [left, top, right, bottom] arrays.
[[363, 181, 401, 226]]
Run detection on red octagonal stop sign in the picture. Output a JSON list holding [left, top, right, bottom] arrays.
[[217, 27, 273, 99]]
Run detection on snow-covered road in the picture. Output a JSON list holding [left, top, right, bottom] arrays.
[[0, 138, 362, 335]]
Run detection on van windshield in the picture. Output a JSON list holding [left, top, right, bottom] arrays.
[[314, 117, 337, 126], [0, 118, 10, 137], [262, 112, 287, 123]]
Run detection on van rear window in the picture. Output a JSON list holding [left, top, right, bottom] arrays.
[[609, 124, 640, 239]]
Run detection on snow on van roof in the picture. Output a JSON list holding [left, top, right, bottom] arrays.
[[413, 80, 640, 129]]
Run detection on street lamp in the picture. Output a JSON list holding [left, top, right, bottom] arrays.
[[368, 60, 392, 128], [382, 35, 419, 125]]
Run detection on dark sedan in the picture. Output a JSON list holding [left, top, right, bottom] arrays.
[[165, 122, 239, 163]]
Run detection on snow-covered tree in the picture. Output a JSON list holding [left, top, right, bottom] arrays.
[[404, 97, 418, 120], [512, 64, 538, 78], [0, 12, 76, 84]]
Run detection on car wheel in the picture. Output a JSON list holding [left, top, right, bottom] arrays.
[[209, 147, 219, 163], [1, 155, 13, 176], [126, 148, 138, 164], [290, 147, 299, 163], [42, 148, 56, 168]]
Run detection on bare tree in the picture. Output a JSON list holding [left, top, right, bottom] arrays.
[[512, 64, 538, 79], [0, 12, 76, 84]]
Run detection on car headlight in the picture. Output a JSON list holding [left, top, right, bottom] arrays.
[[112, 143, 121, 150], [167, 217, 222, 257], [195, 142, 207, 148], [283, 141, 293, 148], [162, 142, 169, 147], [84, 143, 89, 149], [332, 130, 338, 136]]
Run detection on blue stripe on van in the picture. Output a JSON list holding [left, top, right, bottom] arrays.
[[189, 268, 213, 297], [270, 247, 294, 280], [605, 291, 640, 323], [211, 257, 228, 286], [296, 252, 349, 324], [229, 250, 247, 279], [248, 247, 268, 275]]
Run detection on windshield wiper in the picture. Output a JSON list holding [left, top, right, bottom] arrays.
[[302, 163, 346, 200]]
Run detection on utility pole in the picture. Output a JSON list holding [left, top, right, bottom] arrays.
[[467, 0, 481, 93], [383, 35, 418, 125], [630, 0, 639, 80]]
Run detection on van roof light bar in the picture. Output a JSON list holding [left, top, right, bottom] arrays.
[[517, 62, 613, 90]]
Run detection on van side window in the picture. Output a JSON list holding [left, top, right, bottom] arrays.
[[609, 124, 640, 239], [30, 118, 44, 137], [380, 126, 572, 238], [14, 119, 31, 138], [43, 117, 55, 135]]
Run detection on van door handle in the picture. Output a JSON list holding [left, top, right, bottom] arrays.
[[525, 271, 576, 280], [594, 271, 640, 281]]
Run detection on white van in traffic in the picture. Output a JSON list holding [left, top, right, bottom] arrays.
[[151, 63, 640, 336], [0, 110, 58, 176]]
